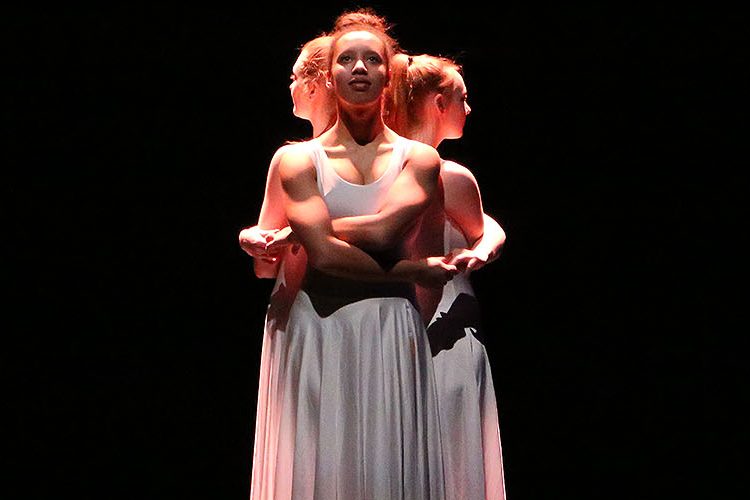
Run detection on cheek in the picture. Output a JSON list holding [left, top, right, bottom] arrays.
[[376, 65, 388, 81], [332, 67, 347, 87]]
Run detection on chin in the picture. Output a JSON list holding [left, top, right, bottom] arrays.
[[341, 92, 381, 107]]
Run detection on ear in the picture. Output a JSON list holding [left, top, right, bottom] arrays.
[[324, 70, 333, 89], [434, 93, 447, 113]]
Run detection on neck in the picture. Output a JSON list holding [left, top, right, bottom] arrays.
[[310, 107, 334, 139], [335, 99, 385, 145], [410, 120, 443, 149]]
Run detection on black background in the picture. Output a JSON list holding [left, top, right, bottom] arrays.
[[9, 3, 704, 499]]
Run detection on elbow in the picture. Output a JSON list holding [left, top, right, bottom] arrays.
[[498, 226, 507, 247], [492, 229, 507, 261]]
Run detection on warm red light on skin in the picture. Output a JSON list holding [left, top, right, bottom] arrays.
[[331, 31, 389, 108]]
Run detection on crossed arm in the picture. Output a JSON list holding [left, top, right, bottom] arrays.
[[240, 149, 506, 278], [271, 143, 456, 287]]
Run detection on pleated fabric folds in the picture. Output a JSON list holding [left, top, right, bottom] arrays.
[[251, 291, 445, 500]]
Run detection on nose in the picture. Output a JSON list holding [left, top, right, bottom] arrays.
[[352, 58, 367, 74], [465, 102, 471, 115]]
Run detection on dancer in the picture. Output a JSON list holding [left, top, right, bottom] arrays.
[[246, 20, 452, 499], [242, 13, 510, 499], [239, 35, 335, 500], [239, 35, 335, 322], [387, 53, 508, 499]]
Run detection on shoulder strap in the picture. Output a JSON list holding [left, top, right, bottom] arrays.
[[304, 139, 327, 195], [396, 137, 414, 171]]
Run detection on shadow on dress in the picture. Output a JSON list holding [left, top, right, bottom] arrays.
[[426, 292, 486, 356]]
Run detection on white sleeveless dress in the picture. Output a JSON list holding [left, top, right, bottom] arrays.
[[250, 137, 445, 500], [427, 219, 507, 500]]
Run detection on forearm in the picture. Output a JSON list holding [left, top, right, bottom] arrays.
[[471, 214, 506, 263], [330, 214, 386, 250], [309, 235, 421, 283]]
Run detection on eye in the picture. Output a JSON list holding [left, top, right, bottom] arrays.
[[338, 54, 352, 63], [367, 55, 382, 63]]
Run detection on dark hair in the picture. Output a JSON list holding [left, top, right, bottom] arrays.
[[384, 53, 462, 135]]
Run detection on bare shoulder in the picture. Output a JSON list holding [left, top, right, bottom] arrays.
[[269, 143, 295, 167], [278, 142, 315, 180], [278, 142, 314, 172], [405, 140, 441, 172], [440, 160, 479, 188]]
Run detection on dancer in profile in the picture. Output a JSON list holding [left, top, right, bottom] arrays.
[[242, 15, 452, 499], [238, 35, 335, 499], [386, 53, 507, 499], [240, 34, 335, 306]]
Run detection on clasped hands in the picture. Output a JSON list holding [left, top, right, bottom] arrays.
[[238, 226, 300, 264], [239, 225, 487, 273]]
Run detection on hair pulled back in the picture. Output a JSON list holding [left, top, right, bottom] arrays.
[[298, 35, 334, 86], [328, 8, 399, 72], [384, 53, 462, 135]]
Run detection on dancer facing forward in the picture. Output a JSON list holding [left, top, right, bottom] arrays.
[[244, 18, 453, 500]]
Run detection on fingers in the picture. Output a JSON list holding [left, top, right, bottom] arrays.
[[239, 241, 268, 257], [441, 263, 458, 284], [443, 262, 459, 274], [467, 257, 487, 271], [265, 238, 291, 252]]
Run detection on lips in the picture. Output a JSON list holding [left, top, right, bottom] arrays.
[[349, 79, 371, 90]]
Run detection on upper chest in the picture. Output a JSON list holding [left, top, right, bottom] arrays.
[[323, 142, 398, 185]]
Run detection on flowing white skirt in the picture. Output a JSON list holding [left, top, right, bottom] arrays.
[[431, 328, 506, 500], [251, 290, 445, 500], [427, 284, 507, 500]]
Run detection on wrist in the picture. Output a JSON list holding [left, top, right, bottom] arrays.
[[393, 259, 422, 283]]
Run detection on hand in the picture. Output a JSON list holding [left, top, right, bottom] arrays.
[[239, 226, 278, 259], [265, 226, 300, 254], [446, 247, 490, 272], [415, 256, 459, 288]]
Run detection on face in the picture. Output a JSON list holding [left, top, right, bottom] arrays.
[[441, 69, 471, 138], [331, 31, 388, 106], [290, 50, 310, 118]]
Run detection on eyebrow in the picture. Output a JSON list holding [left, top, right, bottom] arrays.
[[338, 48, 383, 57]]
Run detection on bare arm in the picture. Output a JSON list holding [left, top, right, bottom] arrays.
[[475, 213, 506, 264], [442, 161, 506, 271], [238, 146, 290, 279], [279, 146, 456, 287]]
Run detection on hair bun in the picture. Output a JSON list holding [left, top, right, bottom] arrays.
[[332, 7, 391, 33]]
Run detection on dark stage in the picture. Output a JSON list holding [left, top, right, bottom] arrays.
[[9, 3, 702, 499]]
